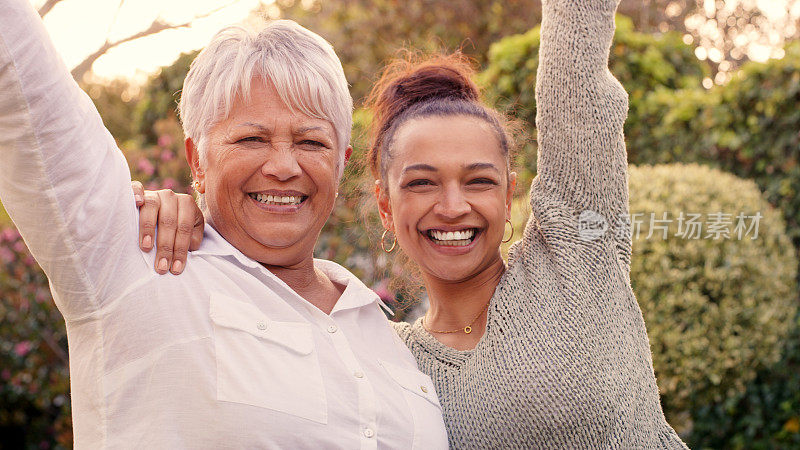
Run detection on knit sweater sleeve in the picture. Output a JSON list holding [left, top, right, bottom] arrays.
[[525, 0, 631, 275]]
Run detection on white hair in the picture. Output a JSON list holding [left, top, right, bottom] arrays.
[[178, 20, 353, 180]]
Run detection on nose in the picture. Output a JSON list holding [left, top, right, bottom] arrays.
[[261, 144, 302, 181], [433, 184, 471, 219]]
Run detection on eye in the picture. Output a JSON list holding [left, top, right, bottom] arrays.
[[468, 178, 498, 185], [298, 139, 328, 149], [236, 136, 264, 143], [405, 179, 434, 188]]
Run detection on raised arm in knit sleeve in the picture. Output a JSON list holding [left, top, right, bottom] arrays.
[[0, 0, 145, 320], [529, 0, 632, 274]]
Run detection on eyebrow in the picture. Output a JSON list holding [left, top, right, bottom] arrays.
[[402, 163, 437, 174], [465, 162, 501, 173], [294, 125, 329, 134], [232, 122, 269, 132], [402, 162, 501, 174]]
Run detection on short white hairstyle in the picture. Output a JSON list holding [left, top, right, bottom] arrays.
[[178, 19, 353, 178]]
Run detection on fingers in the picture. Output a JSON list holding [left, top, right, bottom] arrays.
[[170, 194, 199, 274], [154, 190, 178, 275], [132, 180, 145, 207], [138, 191, 160, 252]]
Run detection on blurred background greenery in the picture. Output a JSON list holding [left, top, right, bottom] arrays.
[[2, 0, 800, 448]]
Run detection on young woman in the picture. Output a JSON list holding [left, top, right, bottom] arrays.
[[138, 0, 686, 446]]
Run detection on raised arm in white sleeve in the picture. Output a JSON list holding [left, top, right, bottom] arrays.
[[0, 0, 146, 321]]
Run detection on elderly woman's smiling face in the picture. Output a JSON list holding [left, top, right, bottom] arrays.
[[188, 77, 349, 267]]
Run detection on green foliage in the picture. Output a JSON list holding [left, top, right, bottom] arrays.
[[0, 228, 71, 448], [627, 163, 798, 433], [122, 117, 193, 193], [623, 41, 800, 289], [706, 42, 800, 256], [688, 313, 800, 449], [134, 51, 196, 145], [271, 0, 542, 101], [82, 78, 140, 145], [479, 15, 709, 189]]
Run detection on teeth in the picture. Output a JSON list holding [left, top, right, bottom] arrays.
[[428, 229, 476, 246], [250, 193, 304, 205]]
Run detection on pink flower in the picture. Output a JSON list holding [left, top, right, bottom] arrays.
[[160, 149, 174, 162], [1, 228, 20, 242], [14, 341, 31, 357], [157, 134, 173, 148], [373, 280, 394, 304], [137, 158, 155, 176], [0, 246, 14, 264], [12, 241, 25, 253], [1, 369, 10, 380]]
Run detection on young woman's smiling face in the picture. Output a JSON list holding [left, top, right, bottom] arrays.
[[377, 115, 516, 282]]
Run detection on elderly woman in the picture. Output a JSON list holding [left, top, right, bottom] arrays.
[[0, 0, 447, 447]]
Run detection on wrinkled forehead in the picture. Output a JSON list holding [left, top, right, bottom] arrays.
[[208, 72, 335, 139]]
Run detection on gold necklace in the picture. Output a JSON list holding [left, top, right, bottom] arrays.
[[422, 301, 491, 334]]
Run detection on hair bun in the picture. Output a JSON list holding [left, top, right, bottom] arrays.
[[370, 53, 479, 121], [366, 53, 481, 172], [392, 62, 479, 107]]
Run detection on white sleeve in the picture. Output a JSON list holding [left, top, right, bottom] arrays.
[[0, 0, 148, 321]]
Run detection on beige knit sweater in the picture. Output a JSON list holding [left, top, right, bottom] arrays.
[[392, 0, 687, 448]]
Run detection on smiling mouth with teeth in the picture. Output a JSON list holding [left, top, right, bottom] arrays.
[[426, 228, 478, 247], [248, 193, 307, 206]]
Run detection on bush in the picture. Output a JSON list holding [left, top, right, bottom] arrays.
[[688, 312, 800, 449], [0, 228, 71, 448], [627, 163, 798, 433], [614, 41, 800, 284], [706, 42, 800, 258]]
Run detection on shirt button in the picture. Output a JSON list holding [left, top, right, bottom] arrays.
[[327, 324, 338, 333], [420, 385, 428, 393], [363, 428, 374, 438], [256, 321, 267, 331], [354, 371, 364, 379]]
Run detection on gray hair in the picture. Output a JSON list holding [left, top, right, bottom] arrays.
[[178, 19, 353, 180]]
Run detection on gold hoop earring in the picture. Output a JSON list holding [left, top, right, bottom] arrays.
[[192, 180, 201, 191], [502, 219, 514, 243], [381, 229, 397, 253]]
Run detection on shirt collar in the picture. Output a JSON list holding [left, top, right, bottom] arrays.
[[192, 225, 393, 315], [191, 224, 262, 269], [316, 259, 394, 315]]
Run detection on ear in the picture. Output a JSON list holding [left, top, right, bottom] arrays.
[[374, 179, 394, 231], [506, 171, 517, 220], [185, 138, 205, 194], [344, 145, 353, 164]]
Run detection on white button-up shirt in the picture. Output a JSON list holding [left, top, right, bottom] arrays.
[[0, 1, 448, 448]]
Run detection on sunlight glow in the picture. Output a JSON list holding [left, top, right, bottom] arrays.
[[31, 0, 264, 83]]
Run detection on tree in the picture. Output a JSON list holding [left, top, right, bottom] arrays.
[[35, 0, 239, 81], [618, 0, 800, 81], [268, 0, 798, 103], [267, 0, 543, 101]]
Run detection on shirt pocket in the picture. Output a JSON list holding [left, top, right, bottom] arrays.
[[209, 292, 327, 424], [380, 359, 447, 448]]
